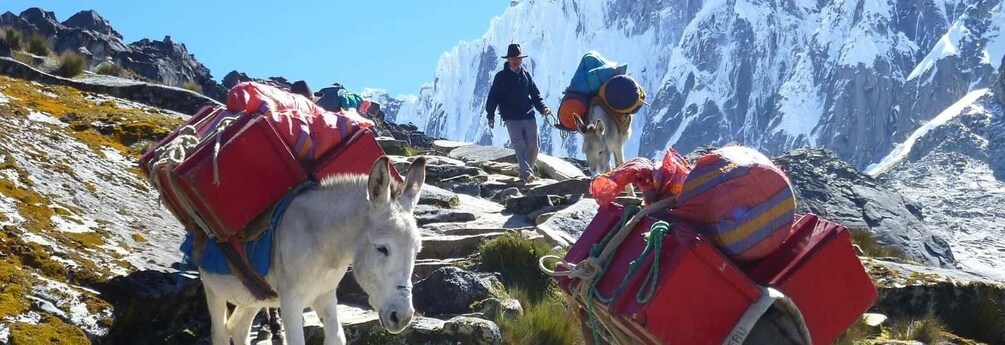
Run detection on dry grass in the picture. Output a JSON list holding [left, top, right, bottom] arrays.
[[95, 62, 124, 77], [498, 288, 584, 345], [887, 316, 947, 344], [850, 228, 905, 259], [27, 33, 50, 56], [3, 27, 22, 51], [56, 52, 86, 78], [181, 81, 202, 94]]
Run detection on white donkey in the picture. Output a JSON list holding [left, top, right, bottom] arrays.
[[199, 156, 426, 345], [576, 103, 632, 176]]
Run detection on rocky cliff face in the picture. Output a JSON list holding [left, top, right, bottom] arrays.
[[774, 149, 956, 268], [0, 8, 226, 101], [870, 56, 1005, 281]]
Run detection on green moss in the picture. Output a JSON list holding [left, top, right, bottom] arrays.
[[0, 258, 32, 319], [131, 233, 147, 243], [0, 76, 183, 159], [0, 178, 54, 234], [10, 315, 90, 345]]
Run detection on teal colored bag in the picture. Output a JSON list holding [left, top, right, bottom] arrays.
[[340, 92, 364, 110], [567, 51, 628, 96]]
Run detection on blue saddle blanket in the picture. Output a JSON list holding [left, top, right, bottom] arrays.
[[180, 227, 274, 276]]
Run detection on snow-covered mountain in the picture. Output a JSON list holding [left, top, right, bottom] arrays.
[[869, 59, 1005, 281], [382, 0, 1005, 170]]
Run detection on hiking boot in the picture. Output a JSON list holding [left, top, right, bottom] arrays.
[[523, 174, 537, 184]]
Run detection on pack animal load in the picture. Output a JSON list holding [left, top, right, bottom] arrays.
[[556, 51, 645, 133], [543, 146, 876, 344], [141, 82, 400, 299]]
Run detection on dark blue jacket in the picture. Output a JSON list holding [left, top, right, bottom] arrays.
[[486, 63, 547, 121]]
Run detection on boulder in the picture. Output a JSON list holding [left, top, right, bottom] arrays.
[[433, 175, 483, 197], [504, 195, 559, 215], [492, 187, 523, 204], [433, 140, 473, 153], [526, 177, 591, 197], [449, 145, 515, 162], [864, 258, 1005, 344], [413, 267, 502, 316], [473, 298, 523, 321], [414, 205, 476, 226], [536, 199, 600, 247], [419, 232, 505, 260], [377, 136, 411, 156], [427, 165, 484, 181], [535, 154, 588, 181], [315, 305, 502, 345], [418, 185, 460, 209], [470, 161, 521, 177]]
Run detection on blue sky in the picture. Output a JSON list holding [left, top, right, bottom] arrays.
[[3, 1, 508, 96]]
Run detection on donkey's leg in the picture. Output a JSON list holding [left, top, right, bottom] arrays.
[[280, 295, 308, 345], [312, 289, 347, 345], [227, 305, 260, 345], [205, 286, 231, 345]]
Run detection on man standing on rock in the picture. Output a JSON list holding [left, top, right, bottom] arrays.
[[486, 43, 552, 184]]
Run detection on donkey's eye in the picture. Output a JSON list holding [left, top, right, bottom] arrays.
[[377, 245, 389, 256]]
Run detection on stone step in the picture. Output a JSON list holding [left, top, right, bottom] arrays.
[[419, 233, 505, 260]]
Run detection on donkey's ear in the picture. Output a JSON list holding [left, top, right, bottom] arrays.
[[398, 156, 427, 212], [367, 156, 392, 207], [594, 119, 606, 136]]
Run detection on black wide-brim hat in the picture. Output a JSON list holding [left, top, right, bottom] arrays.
[[501, 43, 528, 59]]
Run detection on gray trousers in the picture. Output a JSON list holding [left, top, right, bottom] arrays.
[[505, 119, 540, 178]]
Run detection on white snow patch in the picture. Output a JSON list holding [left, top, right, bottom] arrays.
[[0, 90, 8, 104], [867, 88, 988, 176], [733, 0, 770, 22], [32, 274, 112, 337], [0, 323, 8, 343], [907, 19, 971, 81], [774, 51, 823, 144], [985, 4, 1005, 69], [21, 231, 56, 247], [51, 214, 97, 234], [0, 194, 24, 227], [27, 111, 67, 128]]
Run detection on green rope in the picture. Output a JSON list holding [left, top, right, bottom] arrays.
[[580, 206, 673, 344], [636, 221, 670, 304], [583, 205, 639, 345]]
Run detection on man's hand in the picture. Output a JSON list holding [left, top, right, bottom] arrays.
[[488, 118, 495, 129], [543, 107, 553, 117]]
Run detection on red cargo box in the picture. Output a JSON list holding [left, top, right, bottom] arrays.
[[559, 204, 762, 344], [172, 115, 308, 240], [310, 129, 401, 183], [743, 214, 877, 344], [140, 105, 225, 175]]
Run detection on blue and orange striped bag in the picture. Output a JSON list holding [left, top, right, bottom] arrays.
[[669, 146, 796, 261]]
